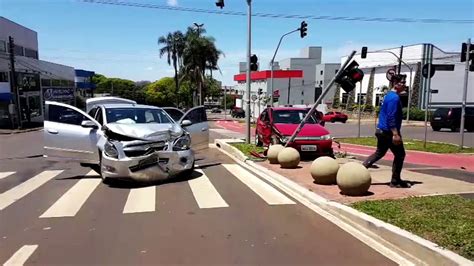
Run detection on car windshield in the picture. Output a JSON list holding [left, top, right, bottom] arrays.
[[106, 108, 172, 124], [272, 110, 318, 124]]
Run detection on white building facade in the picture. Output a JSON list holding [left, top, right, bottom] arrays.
[[339, 44, 473, 109]]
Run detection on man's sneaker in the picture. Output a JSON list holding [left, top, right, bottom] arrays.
[[389, 180, 412, 188]]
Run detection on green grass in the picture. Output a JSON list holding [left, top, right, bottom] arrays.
[[230, 143, 265, 159], [337, 137, 474, 154], [352, 195, 474, 260]]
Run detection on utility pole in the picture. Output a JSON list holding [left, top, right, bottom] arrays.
[[357, 80, 363, 138], [398, 46, 404, 75], [423, 44, 433, 149], [8, 36, 21, 129], [223, 86, 227, 121], [287, 77, 291, 104], [245, 0, 252, 144], [460, 38, 471, 149]]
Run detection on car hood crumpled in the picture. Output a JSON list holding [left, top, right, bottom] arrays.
[[103, 123, 183, 141]]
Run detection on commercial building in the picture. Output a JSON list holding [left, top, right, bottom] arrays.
[[233, 47, 340, 118], [75, 69, 96, 98], [0, 17, 81, 127], [339, 44, 473, 109]]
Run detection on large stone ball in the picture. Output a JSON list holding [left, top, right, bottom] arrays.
[[311, 156, 340, 185], [267, 144, 284, 164], [278, 147, 300, 169], [337, 162, 372, 196]]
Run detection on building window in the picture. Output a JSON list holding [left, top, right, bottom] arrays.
[[320, 80, 323, 85], [0, 72, 9, 82], [320, 70, 323, 75], [301, 100, 304, 104], [301, 90, 304, 95], [41, 79, 51, 87], [52, 79, 61, 86], [24, 48, 38, 59], [357, 93, 367, 104], [13, 44, 24, 56], [0, 40, 6, 53]]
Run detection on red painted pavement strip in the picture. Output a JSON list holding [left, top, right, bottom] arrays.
[[215, 120, 474, 172]]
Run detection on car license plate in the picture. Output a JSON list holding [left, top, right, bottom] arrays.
[[301, 145, 317, 151], [434, 117, 442, 120]]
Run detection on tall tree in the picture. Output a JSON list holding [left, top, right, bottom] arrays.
[[158, 31, 185, 104], [410, 62, 422, 108], [364, 67, 376, 111], [332, 84, 341, 109]]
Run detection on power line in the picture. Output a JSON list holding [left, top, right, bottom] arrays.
[[81, 0, 474, 24]]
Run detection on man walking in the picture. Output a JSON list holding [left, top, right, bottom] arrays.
[[363, 75, 411, 188]]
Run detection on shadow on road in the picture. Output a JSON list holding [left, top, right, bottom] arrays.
[[372, 180, 423, 187], [108, 170, 204, 189]]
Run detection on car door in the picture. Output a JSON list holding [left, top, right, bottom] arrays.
[[179, 106, 209, 151], [162, 107, 185, 122], [258, 109, 272, 145], [44, 101, 101, 164]]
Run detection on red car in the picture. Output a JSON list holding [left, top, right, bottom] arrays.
[[255, 107, 333, 156], [323, 111, 348, 123]]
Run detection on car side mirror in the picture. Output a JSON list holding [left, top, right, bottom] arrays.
[[81, 120, 98, 129], [181, 120, 192, 127]]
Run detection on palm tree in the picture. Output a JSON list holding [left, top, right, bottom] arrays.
[[158, 31, 185, 105]]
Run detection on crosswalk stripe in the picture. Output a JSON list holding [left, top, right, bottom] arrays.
[[123, 186, 156, 214], [40, 171, 101, 218], [188, 169, 229, 209], [3, 245, 38, 266], [222, 164, 296, 205], [0, 172, 15, 180], [0, 170, 64, 211]]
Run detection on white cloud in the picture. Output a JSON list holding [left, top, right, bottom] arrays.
[[166, 0, 178, 7]]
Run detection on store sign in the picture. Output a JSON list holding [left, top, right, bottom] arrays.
[[43, 88, 75, 101], [16, 72, 40, 92]]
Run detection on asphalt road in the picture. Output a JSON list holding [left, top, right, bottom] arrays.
[[0, 130, 396, 265]]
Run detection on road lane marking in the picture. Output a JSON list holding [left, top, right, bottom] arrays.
[[40, 171, 101, 218], [0, 170, 63, 211], [222, 164, 295, 205], [188, 169, 229, 209], [3, 245, 38, 266], [0, 172, 15, 180], [123, 186, 156, 213]]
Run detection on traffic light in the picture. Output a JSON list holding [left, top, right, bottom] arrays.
[[335, 61, 364, 93], [299, 21, 308, 38], [250, 54, 259, 71], [215, 0, 224, 9], [361, 47, 368, 59], [461, 42, 474, 71]]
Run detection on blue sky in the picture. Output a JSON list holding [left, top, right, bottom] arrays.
[[1, 0, 473, 85]]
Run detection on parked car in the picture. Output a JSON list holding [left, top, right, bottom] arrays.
[[255, 107, 333, 156], [231, 107, 245, 118], [430, 107, 474, 132], [44, 97, 209, 184], [211, 108, 222, 113], [323, 111, 348, 123]]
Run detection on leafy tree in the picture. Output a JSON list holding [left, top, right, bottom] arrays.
[[332, 84, 341, 109], [158, 31, 185, 103], [410, 62, 422, 108], [364, 67, 376, 111], [144, 77, 178, 107]]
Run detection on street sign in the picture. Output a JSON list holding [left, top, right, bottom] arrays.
[[430, 89, 439, 94], [251, 94, 257, 102], [386, 68, 396, 81], [422, 64, 455, 78]]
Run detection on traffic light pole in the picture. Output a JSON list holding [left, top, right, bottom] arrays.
[[270, 29, 299, 106], [460, 38, 470, 149], [423, 44, 434, 149], [285, 51, 357, 147], [245, 0, 252, 144]]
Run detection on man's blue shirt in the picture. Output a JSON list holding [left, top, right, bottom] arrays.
[[378, 91, 402, 132]]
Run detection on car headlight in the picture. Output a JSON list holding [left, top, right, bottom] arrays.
[[173, 134, 191, 150], [321, 134, 332, 140], [104, 141, 119, 158]]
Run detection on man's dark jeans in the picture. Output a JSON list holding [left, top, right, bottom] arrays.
[[363, 129, 406, 183]]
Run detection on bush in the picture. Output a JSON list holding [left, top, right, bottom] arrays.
[[402, 107, 432, 121]]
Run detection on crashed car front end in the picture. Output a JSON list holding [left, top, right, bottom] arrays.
[[99, 124, 194, 182]]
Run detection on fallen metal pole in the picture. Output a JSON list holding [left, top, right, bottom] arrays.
[[285, 50, 357, 146]]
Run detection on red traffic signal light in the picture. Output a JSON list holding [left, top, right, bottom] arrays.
[[335, 61, 364, 93]]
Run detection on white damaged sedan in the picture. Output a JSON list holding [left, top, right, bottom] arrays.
[[43, 97, 209, 183]]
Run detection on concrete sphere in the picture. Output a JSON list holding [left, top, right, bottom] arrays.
[[337, 162, 372, 196], [267, 144, 284, 164], [278, 147, 300, 169], [311, 156, 340, 185]]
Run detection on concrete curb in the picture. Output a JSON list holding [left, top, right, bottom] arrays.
[[215, 139, 473, 266], [0, 127, 43, 135]]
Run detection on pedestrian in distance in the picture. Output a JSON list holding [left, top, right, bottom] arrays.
[[363, 74, 411, 188]]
